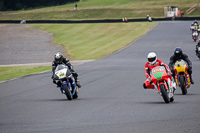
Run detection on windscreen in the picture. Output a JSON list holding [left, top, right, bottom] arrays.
[[174, 59, 187, 67], [150, 66, 165, 75], [55, 64, 68, 71]]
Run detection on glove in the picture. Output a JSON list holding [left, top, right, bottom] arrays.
[[167, 72, 171, 76], [72, 72, 78, 77], [148, 77, 152, 83]]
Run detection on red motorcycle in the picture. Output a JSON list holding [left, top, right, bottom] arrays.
[[150, 66, 175, 103]]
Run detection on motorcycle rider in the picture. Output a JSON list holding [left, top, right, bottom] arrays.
[[190, 23, 195, 32], [193, 20, 199, 26], [143, 52, 172, 89], [169, 47, 194, 84], [52, 52, 81, 88], [194, 22, 200, 35], [146, 15, 152, 22]]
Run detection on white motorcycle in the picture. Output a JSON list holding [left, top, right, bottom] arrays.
[[53, 64, 78, 100], [192, 31, 198, 42]]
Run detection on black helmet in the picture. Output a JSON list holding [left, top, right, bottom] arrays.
[[174, 47, 183, 57], [54, 52, 63, 64]]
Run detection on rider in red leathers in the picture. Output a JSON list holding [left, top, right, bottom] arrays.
[[143, 52, 172, 89]]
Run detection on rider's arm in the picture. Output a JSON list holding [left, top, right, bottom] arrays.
[[183, 54, 192, 68], [63, 58, 75, 72], [158, 59, 171, 74], [168, 56, 175, 71], [52, 61, 57, 79], [145, 63, 150, 79]]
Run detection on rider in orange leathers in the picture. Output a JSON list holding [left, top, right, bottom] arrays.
[[143, 52, 172, 89]]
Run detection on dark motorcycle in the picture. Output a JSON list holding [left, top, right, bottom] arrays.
[[196, 46, 200, 59], [53, 64, 78, 100]]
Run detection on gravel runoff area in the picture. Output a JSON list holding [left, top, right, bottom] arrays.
[[0, 24, 94, 66], [0, 24, 66, 65]]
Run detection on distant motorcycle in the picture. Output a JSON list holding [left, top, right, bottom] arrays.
[[192, 31, 198, 42], [196, 45, 200, 59], [147, 15, 152, 22], [173, 59, 191, 95], [150, 66, 175, 103], [53, 64, 78, 100], [190, 25, 195, 32]]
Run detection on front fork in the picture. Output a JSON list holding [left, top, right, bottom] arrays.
[[153, 79, 174, 98], [61, 74, 76, 95]]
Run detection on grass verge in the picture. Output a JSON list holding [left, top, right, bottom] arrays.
[[1, 22, 156, 82], [0, 66, 51, 82], [0, 0, 199, 20], [31, 22, 156, 60]]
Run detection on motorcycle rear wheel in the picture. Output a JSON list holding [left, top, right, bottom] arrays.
[[159, 84, 170, 103], [180, 76, 187, 95], [63, 84, 73, 100]]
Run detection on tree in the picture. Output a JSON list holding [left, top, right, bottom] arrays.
[[0, 0, 4, 10]]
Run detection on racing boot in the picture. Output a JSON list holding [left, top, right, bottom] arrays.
[[189, 74, 194, 84], [143, 81, 154, 89], [76, 79, 81, 88]]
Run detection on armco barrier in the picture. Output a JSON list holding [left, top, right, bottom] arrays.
[[0, 17, 200, 24]]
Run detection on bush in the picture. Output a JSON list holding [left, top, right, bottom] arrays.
[[1, 0, 80, 11]]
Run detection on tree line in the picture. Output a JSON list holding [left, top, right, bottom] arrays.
[[0, 0, 79, 11]]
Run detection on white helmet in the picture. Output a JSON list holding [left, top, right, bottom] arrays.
[[147, 52, 157, 65]]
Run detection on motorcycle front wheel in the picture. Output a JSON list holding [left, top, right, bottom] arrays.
[[159, 84, 170, 103], [180, 76, 187, 95], [63, 84, 73, 100]]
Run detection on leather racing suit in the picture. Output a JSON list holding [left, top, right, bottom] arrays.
[[143, 59, 171, 89]]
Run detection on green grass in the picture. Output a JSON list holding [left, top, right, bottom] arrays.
[[0, 22, 156, 81], [0, 66, 51, 81], [0, 0, 199, 20], [1, 0, 199, 81], [31, 22, 156, 60]]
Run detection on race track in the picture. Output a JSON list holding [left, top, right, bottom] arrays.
[[0, 21, 200, 133]]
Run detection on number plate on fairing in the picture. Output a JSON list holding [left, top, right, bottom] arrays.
[[55, 69, 67, 79]]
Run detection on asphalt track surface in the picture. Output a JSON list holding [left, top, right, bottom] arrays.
[[0, 21, 200, 133]]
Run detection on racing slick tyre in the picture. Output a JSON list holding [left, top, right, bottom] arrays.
[[159, 84, 170, 103], [180, 76, 187, 95], [63, 84, 72, 100]]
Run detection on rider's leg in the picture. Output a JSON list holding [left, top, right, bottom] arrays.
[[188, 69, 194, 84], [72, 72, 81, 88], [143, 80, 154, 89]]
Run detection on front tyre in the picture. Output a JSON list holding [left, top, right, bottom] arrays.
[[63, 84, 72, 100], [179, 76, 187, 95], [159, 84, 170, 103]]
